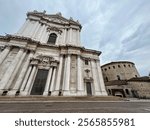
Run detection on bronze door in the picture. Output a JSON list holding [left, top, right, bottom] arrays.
[[30, 69, 48, 95]]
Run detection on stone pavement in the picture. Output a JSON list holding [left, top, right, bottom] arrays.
[[0, 96, 150, 113]]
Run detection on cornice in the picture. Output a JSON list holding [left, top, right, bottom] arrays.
[[0, 34, 39, 45], [101, 61, 135, 68], [0, 35, 101, 56]]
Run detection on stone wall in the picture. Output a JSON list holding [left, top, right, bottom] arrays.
[[101, 61, 140, 82], [128, 81, 150, 98]]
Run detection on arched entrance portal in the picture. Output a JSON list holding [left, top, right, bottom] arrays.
[[114, 91, 123, 97], [112, 89, 126, 97]]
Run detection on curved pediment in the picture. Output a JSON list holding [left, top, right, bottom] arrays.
[[43, 15, 69, 24], [27, 11, 81, 28]]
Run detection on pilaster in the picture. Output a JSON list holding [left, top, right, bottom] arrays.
[[63, 54, 71, 96], [0, 46, 11, 65], [91, 60, 101, 96], [0, 47, 24, 93], [43, 67, 53, 96], [50, 67, 57, 92], [96, 61, 107, 95], [20, 65, 32, 92], [76, 55, 85, 96], [17, 19, 30, 35], [77, 29, 80, 46], [6, 49, 27, 92], [63, 28, 67, 44], [51, 55, 63, 96], [32, 21, 40, 39], [69, 28, 72, 44], [7, 51, 34, 96], [20, 65, 37, 96], [41, 24, 46, 42]]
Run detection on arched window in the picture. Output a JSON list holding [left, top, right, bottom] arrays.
[[117, 75, 121, 80], [47, 33, 57, 44]]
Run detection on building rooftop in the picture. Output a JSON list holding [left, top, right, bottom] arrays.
[[102, 61, 134, 68], [128, 76, 150, 82], [105, 80, 128, 86]]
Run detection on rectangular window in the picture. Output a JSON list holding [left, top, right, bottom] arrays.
[[85, 60, 89, 65]]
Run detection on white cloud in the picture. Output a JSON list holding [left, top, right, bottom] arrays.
[[0, 0, 149, 76]]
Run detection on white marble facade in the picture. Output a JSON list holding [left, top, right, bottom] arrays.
[[0, 10, 107, 96]]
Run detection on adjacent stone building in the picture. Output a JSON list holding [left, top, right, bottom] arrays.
[[128, 77, 150, 98], [0, 11, 107, 96], [101, 61, 150, 98]]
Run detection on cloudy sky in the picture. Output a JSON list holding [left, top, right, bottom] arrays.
[[0, 0, 149, 76]]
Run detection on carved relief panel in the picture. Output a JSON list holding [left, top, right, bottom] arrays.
[[30, 54, 59, 67], [70, 55, 77, 91]]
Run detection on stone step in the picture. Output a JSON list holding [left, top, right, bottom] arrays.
[[0, 96, 125, 101]]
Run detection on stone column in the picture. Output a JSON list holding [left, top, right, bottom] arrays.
[[0, 48, 24, 94], [52, 55, 63, 96], [77, 55, 84, 95], [6, 49, 27, 91], [91, 60, 100, 96], [20, 65, 32, 92], [43, 67, 53, 96], [7, 51, 34, 95], [0, 46, 11, 65], [21, 65, 37, 96], [63, 28, 67, 44], [96, 61, 107, 95], [63, 55, 71, 95], [50, 67, 57, 92]]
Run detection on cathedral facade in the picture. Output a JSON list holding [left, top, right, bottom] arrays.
[[0, 11, 107, 96]]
